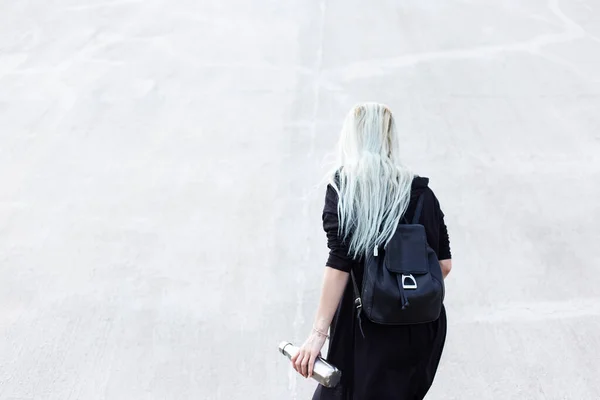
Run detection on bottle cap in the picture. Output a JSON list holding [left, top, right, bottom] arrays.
[[278, 341, 292, 355]]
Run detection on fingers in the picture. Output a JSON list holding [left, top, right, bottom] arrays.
[[293, 350, 306, 377], [308, 351, 317, 378], [291, 348, 320, 379], [295, 351, 311, 378], [302, 354, 309, 378], [291, 351, 304, 375], [299, 352, 309, 377]]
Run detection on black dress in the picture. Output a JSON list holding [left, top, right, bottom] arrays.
[[313, 176, 451, 400]]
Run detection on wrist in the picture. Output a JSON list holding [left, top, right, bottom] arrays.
[[312, 326, 330, 339], [313, 317, 329, 332]]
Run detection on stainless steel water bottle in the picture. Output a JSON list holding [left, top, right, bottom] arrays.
[[278, 341, 342, 388]]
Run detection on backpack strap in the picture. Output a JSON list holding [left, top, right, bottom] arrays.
[[350, 269, 366, 338], [411, 193, 425, 224], [401, 193, 426, 225]]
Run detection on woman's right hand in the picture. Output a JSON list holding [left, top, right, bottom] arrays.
[[290, 330, 327, 378]]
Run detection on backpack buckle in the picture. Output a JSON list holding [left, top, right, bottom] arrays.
[[401, 274, 417, 290], [354, 297, 363, 310]]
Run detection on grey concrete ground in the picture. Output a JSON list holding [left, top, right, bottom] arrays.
[[1, 0, 600, 399]]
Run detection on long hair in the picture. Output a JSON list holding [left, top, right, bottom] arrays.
[[328, 103, 414, 259]]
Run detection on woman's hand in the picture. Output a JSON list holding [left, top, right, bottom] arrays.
[[290, 330, 327, 378], [290, 267, 347, 379]]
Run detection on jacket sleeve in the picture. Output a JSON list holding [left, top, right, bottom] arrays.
[[322, 184, 359, 273], [438, 217, 452, 260], [435, 195, 452, 260], [427, 188, 452, 260]]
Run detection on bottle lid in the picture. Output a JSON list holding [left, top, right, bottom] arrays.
[[278, 341, 292, 355]]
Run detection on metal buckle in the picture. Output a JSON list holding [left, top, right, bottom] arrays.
[[354, 297, 362, 309], [401, 274, 417, 290]]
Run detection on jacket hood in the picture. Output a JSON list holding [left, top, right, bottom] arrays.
[[412, 176, 429, 189]]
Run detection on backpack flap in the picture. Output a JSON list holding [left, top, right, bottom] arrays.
[[384, 225, 429, 275]]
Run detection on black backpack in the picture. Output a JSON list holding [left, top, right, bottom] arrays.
[[351, 193, 445, 333]]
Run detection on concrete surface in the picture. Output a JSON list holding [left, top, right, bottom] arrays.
[[1, 0, 600, 399]]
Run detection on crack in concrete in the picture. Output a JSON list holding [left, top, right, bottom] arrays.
[[322, 0, 593, 82]]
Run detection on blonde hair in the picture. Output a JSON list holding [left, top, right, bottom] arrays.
[[328, 103, 414, 259]]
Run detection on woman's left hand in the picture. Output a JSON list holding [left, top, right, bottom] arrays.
[[290, 330, 327, 378]]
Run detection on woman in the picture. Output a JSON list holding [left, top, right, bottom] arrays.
[[291, 103, 452, 400]]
